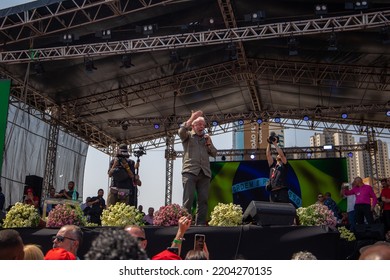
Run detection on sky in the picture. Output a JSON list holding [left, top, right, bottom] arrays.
[[0, 0, 36, 9]]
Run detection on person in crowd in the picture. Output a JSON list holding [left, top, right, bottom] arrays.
[[341, 182, 356, 231], [138, 205, 145, 216], [380, 177, 390, 232], [84, 228, 148, 260], [44, 248, 76, 260], [51, 225, 83, 259], [23, 188, 39, 209], [45, 186, 57, 214], [178, 110, 217, 225], [107, 144, 142, 207], [143, 207, 154, 225], [185, 249, 208, 260], [342, 177, 377, 225], [316, 193, 324, 204], [0, 186, 5, 211], [23, 244, 44, 260], [323, 192, 341, 219], [56, 181, 79, 200], [124, 225, 148, 251], [0, 229, 25, 260], [266, 133, 290, 203], [80, 197, 92, 221], [359, 242, 390, 260], [151, 216, 192, 260], [89, 188, 106, 225], [291, 250, 317, 260]]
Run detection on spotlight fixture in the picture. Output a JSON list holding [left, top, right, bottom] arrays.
[[96, 29, 112, 39], [380, 27, 390, 44], [84, 58, 97, 72], [137, 24, 158, 35], [121, 124, 128, 131], [33, 62, 45, 75], [250, 154, 255, 160], [274, 117, 281, 123], [327, 32, 338, 51], [345, 1, 369, 10], [61, 33, 74, 43], [237, 119, 244, 125], [211, 120, 218, 126], [225, 43, 237, 60], [244, 11, 266, 23], [256, 118, 263, 124], [307, 152, 312, 158], [386, 110, 390, 117], [315, 4, 328, 15], [169, 51, 183, 64], [303, 115, 310, 121], [120, 54, 135, 68], [287, 37, 298, 56], [323, 144, 333, 150], [348, 152, 353, 157], [341, 113, 348, 119], [354, 1, 368, 10], [153, 124, 160, 129], [221, 155, 226, 161]]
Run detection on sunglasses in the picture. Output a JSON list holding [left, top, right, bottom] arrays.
[[52, 235, 77, 242], [137, 237, 146, 241]]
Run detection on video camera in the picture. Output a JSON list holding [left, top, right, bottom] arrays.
[[133, 146, 146, 158], [267, 132, 279, 144]]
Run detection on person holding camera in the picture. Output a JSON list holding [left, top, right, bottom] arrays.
[[178, 110, 217, 226], [266, 132, 290, 203], [107, 144, 142, 207]]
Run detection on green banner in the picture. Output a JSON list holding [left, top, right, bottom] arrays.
[[0, 79, 11, 177]]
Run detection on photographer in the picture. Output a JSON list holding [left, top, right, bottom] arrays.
[[266, 132, 290, 203], [107, 144, 142, 207]]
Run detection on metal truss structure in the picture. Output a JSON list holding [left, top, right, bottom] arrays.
[[1, 9, 390, 63], [0, 0, 178, 45]]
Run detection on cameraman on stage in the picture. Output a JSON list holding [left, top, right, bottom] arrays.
[[266, 132, 290, 203], [107, 144, 142, 207]]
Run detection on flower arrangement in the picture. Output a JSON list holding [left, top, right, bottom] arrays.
[[101, 202, 144, 227], [46, 204, 87, 228], [338, 226, 356, 241], [209, 202, 243, 226], [2, 202, 40, 228], [153, 203, 191, 226], [296, 203, 337, 227]]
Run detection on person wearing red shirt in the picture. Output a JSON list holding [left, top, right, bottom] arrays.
[[24, 188, 39, 209], [380, 178, 390, 232]]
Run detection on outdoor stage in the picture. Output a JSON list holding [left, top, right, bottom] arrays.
[[14, 224, 357, 260]]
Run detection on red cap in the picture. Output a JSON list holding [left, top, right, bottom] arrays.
[[151, 249, 182, 260], [44, 248, 76, 260], [27, 188, 33, 193]]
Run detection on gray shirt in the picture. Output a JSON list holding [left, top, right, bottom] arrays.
[[178, 124, 217, 178]]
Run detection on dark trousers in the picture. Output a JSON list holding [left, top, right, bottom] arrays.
[[354, 203, 374, 224], [383, 210, 390, 232], [270, 188, 290, 203]]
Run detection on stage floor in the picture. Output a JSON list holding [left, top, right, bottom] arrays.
[[11, 224, 354, 260]]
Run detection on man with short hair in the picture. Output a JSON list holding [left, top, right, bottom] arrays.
[[89, 189, 106, 225], [143, 207, 154, 225], [52, 225, 83, 259], [56, 181, 79, 200], [124, 225, 148, 250], [0, 229, 25, 260], [178, 110, 217, 225]]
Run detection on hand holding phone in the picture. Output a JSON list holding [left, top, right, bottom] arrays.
[[194, 234, 205, 251]]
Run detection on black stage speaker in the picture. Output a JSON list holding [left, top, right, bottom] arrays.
[[242, 201, 296, 226], [354, 223, 385, 241], [24, 175, 43, 199]]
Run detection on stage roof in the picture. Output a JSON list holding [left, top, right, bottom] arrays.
[[1, 0, 390, 152]]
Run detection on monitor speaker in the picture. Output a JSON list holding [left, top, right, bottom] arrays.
[[354, 223, 385, 241], [24, 175, 43, 199], [242, 200, 296, 226]]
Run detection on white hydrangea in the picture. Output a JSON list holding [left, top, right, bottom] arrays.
[[2, 202, 40, 228], [101, 202, 144, 227], [209, 202, 243, 226]]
